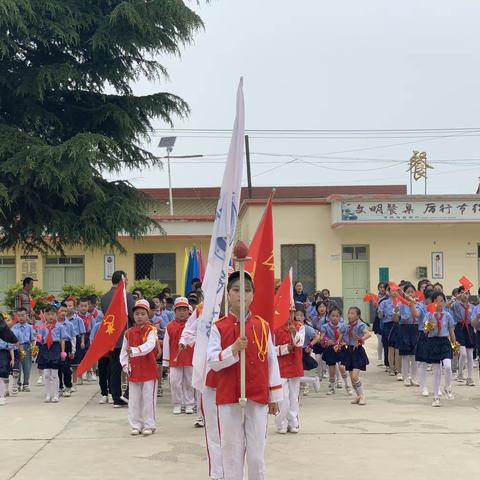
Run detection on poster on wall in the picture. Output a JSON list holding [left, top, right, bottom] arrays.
[[104, 254, 115, 280], [431, 252, 444, 279]]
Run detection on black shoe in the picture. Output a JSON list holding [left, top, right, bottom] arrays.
[[113, 399, 128, 408]]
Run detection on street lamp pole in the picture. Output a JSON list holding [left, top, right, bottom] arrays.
[[158, 136, 177, 216], [167, 146, 174, 216]]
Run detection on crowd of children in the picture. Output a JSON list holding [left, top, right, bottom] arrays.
[[4, 272, 480, 480]]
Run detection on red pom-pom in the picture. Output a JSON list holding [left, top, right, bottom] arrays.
[[234, 240, 249, 260]]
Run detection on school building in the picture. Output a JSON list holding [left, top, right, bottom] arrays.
[[2, 185, 480, 320]]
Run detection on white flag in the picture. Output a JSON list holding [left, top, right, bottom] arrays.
[[192, 78, 245, 391]]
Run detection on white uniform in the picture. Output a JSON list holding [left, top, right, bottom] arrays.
[[208, 324, 283, 480]]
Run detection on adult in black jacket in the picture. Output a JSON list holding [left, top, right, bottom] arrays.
[[101, 270, 135, 407], [0, 316, 17, 343]]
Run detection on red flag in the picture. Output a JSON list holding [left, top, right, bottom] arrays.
[[363, 293, 379, 306], [427, 303, 437, 313], [393, 295, 409, 306], [459, 276, 473, 291], [388, 281, 400, 291], [77, 278, 128, 377], [198, 247, 206, 281], [415, 290, 425, 302], [272, 269, 294, 331], [245, 195, 275, 326]]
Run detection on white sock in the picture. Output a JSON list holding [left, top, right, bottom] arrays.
[[432, 364, 441, 397], [0, 378, 5, 398], [443, 359, 452, 388], [376, 334, 383, 361], [467, 349, 474, 379], [418, 362, 427, 389], [459, 346, 467, 377]]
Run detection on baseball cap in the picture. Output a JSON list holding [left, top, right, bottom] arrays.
[[174, 297, 191, 310], [132, 299, 150, 312]]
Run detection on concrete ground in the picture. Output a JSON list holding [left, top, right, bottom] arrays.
[[2, 342, 480, 480]]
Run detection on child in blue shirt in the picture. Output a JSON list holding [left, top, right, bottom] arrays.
[[320, 306, 351, 395], [11, 307, 34, 392], [56, 302, 75, 397], [65, 297, 85, 388], [415, 294, 431, 397], [425, 291, 456, 407], [0, 338, 14, 405], [341, 306, 372, 405], [37, 305, 67, 403], [397, 283, 421, 387], [378, 288, 401, 379]]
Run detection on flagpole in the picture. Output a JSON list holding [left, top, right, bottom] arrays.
[[234, 241, 250, 408]]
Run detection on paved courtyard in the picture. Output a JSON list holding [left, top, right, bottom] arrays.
[[2, 342, 480, 480]]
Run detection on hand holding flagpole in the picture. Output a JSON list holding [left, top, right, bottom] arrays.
[[234, 240, 250, 408]]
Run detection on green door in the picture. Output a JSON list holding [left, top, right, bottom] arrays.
[[0, 258, 16, 307], [342, 246, 370, 323], [44, 267, 66, 298]]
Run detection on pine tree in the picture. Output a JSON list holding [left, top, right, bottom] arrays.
[[0, 0, 203, 253]]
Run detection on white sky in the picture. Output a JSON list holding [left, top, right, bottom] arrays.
[[114, 0, 480, 194]]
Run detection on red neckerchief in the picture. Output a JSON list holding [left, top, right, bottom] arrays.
[[463, 304, 470, 326], [434, 313, 444, 335], [46, 321, 56, 348], [348, 321, 357, 342], [330, 322, 339, 341], [78, 312, 93, 331]]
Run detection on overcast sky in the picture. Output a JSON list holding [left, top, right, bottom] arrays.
[[115, 0, 480, 195]]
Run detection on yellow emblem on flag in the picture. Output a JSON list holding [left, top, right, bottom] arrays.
[[262, 252, 275, 272], [103, 314, 116, 335]]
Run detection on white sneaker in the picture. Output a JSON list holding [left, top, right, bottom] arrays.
[[99, 396, 108, 404], [421, 387, 429, 397], [142, 428, 154, 436], [404, 379, 412, 387], [336, 381, 343, 389], [44, 396, 51, 403], [411, 379, 420, 387], [185, 406, 194, 415], [288, 426, 300, 434], [432, 397, 440, 407], [63, 389, 71, 398], [426, 365, 432, 372], [37, 375, 43, 385], [466, 378, 475, 386], [444, 387, 455, 400], [276, 428, 287, 434], [313, 377, 321, 393], [90, 373, 97, 381], [108, 394, 114, 403], [345, 386, 353, 396], [326, 383, 335, 395], [396, 373, 404, 381], [302, 384, 310, 396], [51, 397, 59, 403], [194, 417, 205, 428], [0, 397, 5, 406], [457, 375, 466, 384], [71, 385, 77, 392], [130, 429, 140, 436], [172, 406, 182, 415]]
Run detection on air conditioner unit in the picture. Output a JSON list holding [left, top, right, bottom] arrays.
[[416, 266, 427, 279]]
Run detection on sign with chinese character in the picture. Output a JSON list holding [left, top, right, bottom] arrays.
[[336, 200, 480, 223], [104, 254, 115, 280]]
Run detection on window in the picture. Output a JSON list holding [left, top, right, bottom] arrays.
[[135, 253, 176, 291], [44, 256, 85, 297], [281, 244, 316, 295], [342, 246, 369, 261], [45, 256, 84, 265], [0, 257, 15, 265]]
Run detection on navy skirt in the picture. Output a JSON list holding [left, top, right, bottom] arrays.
[[342, 346, 369, 371], [415, 331, 429, 363], [383, 322, 399, 348], [0, 349, 11, 378], [372, 316, 383, 335], [312, 343, 324, 355], [37, 342, 61, 370], [322, 345, 345, 366], [426, 337, 453, 364], [454, 323, 475, 349], [71, 336, 85, 366], [397, 324, 418, 356]]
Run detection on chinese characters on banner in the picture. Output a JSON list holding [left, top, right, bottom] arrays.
[[340, 200, 480, 222]]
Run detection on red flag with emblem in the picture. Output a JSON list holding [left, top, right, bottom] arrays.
[[459, 276, 473, 291], [272, 268, 294, 331], [77, 278, 128, 377], [245, 195, 275, 326]]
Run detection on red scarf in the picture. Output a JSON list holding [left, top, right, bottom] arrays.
[[463, 304, 470, 326], [331, 323, 339, 341], [46, 321, 56, 348], [349, 321, 357, 342], [434, 313, 444, 335], [78, 312, 93, 331]]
